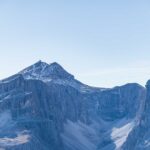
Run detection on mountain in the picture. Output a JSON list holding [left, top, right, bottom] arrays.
[[0, 61, 147, 150]]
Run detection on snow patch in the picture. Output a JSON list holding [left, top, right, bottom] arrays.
[[0, 131, 30, 147], [111, 121, 135, 149]]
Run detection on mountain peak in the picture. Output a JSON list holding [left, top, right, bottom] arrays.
[[50, 62, 61, 66], [49, 62, 65, 71], [33, 60, 48, 67], [19, 60, 74, 82]]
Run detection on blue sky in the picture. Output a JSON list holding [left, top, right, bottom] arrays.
[[0, 0, 150, 87]]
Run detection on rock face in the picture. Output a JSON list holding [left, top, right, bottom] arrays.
[[122, 80, 150, 150], [98, 83, 145, 121], [0, 61, 147, 150]]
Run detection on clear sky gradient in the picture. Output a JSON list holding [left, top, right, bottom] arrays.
[[0, 0, 150, 87]]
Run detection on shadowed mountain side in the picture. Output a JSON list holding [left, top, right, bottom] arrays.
[[0, 61, 146, 150]]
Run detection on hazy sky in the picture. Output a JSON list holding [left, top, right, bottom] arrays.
[[0, 0, 150, 87]]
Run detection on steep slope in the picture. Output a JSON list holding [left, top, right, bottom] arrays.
[[0, 61, 146, 150], [19, 61, 102, 93], [122, 81, 150, 150], [19, 61, 74, 81]]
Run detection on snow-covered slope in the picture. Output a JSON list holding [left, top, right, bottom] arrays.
[[19, 61, 103, 93], [19, 61, 74, 81], [0, 61, 147, 150]]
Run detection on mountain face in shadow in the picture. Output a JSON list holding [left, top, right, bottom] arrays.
[[0, 61, 147, 150]]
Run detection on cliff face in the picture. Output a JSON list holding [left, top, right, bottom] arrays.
[[0, 61, 146, 150], [122, 81, 150, 150], [98, 83, 145, 121]]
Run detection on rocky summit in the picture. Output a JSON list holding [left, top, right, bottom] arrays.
[[0, 61, 148, 150]]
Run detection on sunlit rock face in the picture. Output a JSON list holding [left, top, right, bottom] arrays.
[[0, 61, 146, 150]]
